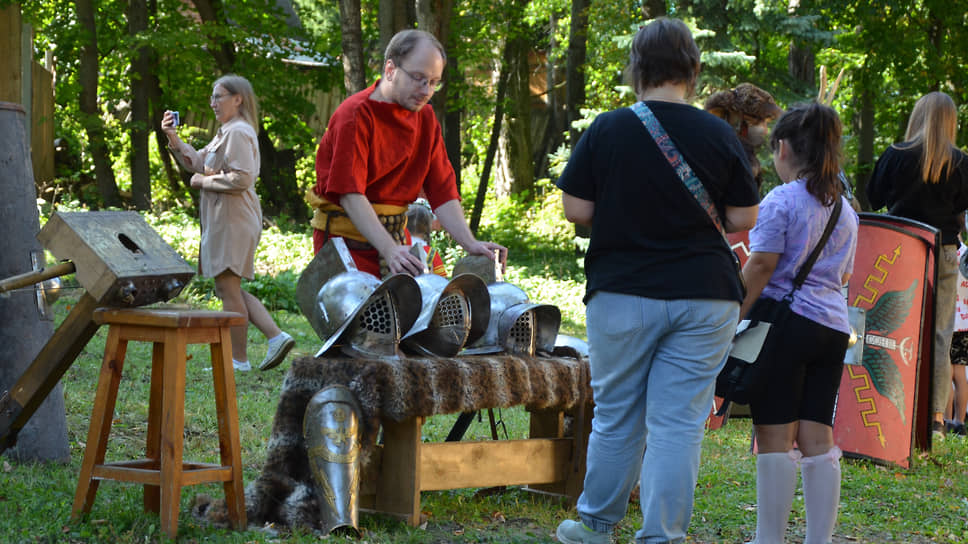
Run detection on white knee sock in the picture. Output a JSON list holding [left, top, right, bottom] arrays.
[[753, 450, 800, 544], [800, 446, 842, 544]]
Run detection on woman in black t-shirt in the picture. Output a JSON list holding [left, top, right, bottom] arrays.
[[554, 17, 759, 544]]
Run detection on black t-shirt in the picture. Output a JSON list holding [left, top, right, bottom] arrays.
[[556, 101, 759, 303], [866, 143, 968, 244]]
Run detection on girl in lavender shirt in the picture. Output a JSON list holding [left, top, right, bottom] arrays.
[[741, 103, 859, 544]]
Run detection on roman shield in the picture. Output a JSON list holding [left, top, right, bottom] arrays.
[[833, 214, 937, 467]]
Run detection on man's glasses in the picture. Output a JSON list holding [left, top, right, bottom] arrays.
[[395, 64, 443, 93]]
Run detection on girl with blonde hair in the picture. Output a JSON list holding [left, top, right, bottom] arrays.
[[867, 91, 968, 438]]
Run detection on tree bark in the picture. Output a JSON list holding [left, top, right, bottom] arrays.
[[76, 0, 122, 208], [534, 12, 563, 181], [566, 0, 589, 147], [855, 87, 875, 211], [469, 36, 513, 234], [416, 0, 459, 189], [498, 12, 534, 198], [190, 0, 235, 73], [567, 0, 590, 239], [443, 57, 462, 192], [339, 0, 366, 93], [378, 0, 413, 58], [258, 124, 307, 222], [641, 0, 666, 18], [788, 40, 815, 90], [128, 0, 151, 210]]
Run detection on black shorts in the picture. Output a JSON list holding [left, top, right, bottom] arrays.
[[747, 297, 849, 427], [951, 330, 968, 366]]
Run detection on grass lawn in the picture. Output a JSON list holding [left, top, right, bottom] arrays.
[[2, 207, 968, 542]]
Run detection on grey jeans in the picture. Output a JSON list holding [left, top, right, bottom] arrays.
[[933, 244, 958, 415]]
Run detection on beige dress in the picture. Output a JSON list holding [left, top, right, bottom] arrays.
[[170, 117, 262, 279]]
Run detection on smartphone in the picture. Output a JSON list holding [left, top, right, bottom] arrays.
[[171, 111, 180, 127]]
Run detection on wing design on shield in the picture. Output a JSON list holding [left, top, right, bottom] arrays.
[[865, 280, 917, 333], [861, 279, 917, 422]]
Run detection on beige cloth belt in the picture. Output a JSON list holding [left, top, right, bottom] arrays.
[[306, 189, 408, 243]]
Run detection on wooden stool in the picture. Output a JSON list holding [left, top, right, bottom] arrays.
[[72, 308, 248, 538]]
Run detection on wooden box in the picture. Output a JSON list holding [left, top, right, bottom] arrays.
[[37, 211, 195, 306]]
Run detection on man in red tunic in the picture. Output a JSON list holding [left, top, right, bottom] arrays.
[[309, 29, 507, 278]]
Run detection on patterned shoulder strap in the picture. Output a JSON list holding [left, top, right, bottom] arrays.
[[629, 101, 725, 235]]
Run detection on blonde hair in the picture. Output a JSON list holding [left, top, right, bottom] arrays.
[[214, 74, 260, 133], [900, 91, 958, 183]]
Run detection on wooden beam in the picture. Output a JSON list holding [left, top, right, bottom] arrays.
[[418, 438, 572, 490], [0, 5, 22, 103]]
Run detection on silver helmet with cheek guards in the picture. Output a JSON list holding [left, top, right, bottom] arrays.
[[462, 282, 561, 356], [401, 273, 490, 357], [314, 272, 421, 359]]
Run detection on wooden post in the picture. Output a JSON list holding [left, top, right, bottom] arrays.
[[0, 5, 23, 104]]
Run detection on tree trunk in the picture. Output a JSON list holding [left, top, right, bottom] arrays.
[[567, 0, 590, 239], [855, 87, 875, 211], [0, 103, 69, 463], [641, 0, 666, 18], [443, 57, 462, 192], [128, 0, 151, 210], [469, 39, 513, 234], [497, 13, 533, 198], [788, 40, 815, 91], [534, 12, 563, 181], [566, 0, 589, 147], [378, 0, 413, 58], [339, 0, 366, 93], [258, 124, 307, 223], [76, 0, 121, 208], [416, 0, 459, 189], [190, 0, 235, 73]]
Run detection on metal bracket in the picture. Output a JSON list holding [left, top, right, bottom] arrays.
[[31, 252, 51, 320]]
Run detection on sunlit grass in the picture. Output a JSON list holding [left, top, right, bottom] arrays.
[[7, 204, 968, 542]]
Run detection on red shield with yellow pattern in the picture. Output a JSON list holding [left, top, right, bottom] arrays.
[[833, 214, 937, 467]]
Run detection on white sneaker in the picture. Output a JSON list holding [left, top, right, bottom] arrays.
[[556, 520, 609, 544], [259, 332, 295, 371], [233, 359, 252, 372]]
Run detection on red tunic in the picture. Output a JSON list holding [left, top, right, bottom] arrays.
[[312, 81, 460, 274]]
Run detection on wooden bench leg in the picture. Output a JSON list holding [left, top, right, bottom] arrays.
[[375, 417, 424, 526], [72, 327, 127, 518], [159, 327, 187, 539], [144, 341, 165, 514], [211, 325, 247, 530]]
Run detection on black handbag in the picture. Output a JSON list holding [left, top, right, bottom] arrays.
[[714, 196, 843, 418]]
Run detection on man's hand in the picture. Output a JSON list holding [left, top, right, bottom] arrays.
[[190, 173, 204, 189], [433, 200, 509, 274], [383, 244, 427, 276], [463, 240, 508, 274]]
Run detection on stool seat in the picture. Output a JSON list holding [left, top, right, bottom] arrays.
[[72, 307, 248, 538]]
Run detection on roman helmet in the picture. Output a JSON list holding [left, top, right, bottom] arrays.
[[401, 273, 490, 357], [462, 282, 561, 356], [302, 385, 362, 536], [297, 237, 357, 342], [314, 271, 421, 359]]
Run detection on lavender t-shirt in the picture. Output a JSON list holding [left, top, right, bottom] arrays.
[[749, 180, 859, 334]]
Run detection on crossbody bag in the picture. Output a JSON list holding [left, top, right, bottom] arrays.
[[630, 100, 747, 297]]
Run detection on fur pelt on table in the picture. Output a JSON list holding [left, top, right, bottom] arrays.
[[192, 353, 591, 531]]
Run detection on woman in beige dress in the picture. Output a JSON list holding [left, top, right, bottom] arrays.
[[162, 74, 294, 372]]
